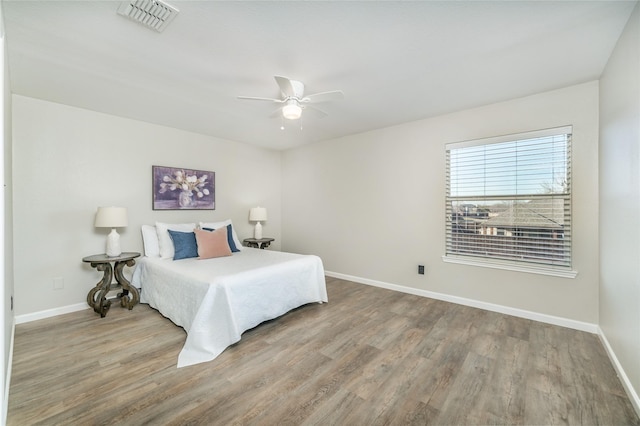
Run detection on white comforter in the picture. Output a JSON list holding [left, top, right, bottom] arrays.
[[131, 248, 327, 367]]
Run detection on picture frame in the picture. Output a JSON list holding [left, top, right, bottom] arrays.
[[152, 165, 215, 210]]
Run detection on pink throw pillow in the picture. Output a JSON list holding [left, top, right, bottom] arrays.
[[194, 227, 232, 259]]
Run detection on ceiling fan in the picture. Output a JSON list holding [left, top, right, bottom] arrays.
[[238, 76, 344, 120]]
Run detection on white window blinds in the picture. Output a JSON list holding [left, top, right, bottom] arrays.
[[445, 126, 572, 272]]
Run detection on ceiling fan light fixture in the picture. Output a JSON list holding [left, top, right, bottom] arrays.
[[282, 101, 302, 120]]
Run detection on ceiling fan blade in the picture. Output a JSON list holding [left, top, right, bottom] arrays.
[[302, 104, 328, 119], [302, 90, 344, 104], [237, 96, 284, 103], [274, 76, 295, 98]]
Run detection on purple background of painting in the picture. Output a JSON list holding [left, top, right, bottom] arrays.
[[152, 166, 215, 210]]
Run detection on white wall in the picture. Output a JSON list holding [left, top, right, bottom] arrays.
[[282, 81, 600, 324], [599, 3, 640, 411], [12, 95, 282, 316]]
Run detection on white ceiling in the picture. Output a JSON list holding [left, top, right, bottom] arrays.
[[2, 1, 637, 150]]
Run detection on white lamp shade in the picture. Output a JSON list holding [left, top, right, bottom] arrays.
[[249, 207, 267, 222], [95, 207, 128, 228]]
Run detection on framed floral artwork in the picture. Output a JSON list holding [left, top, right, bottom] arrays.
[[152, 166, 215, 210]]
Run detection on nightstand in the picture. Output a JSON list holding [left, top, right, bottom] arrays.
[[82, 252, 140, 317], [243, 237, 275, 249]]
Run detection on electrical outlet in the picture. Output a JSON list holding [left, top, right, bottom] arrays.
[[418, 265, 425, 275], [53, 277, 64, 290]]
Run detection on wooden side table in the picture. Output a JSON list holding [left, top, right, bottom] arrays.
[[82, 252, 140, 317], [243, 237, 275, 249]]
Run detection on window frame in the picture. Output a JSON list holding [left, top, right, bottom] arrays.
[[443, 126, 577, 279]]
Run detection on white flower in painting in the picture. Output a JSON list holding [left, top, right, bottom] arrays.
[[160, 169, 212, 202]]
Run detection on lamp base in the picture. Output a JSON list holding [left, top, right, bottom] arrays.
[[106, 228, 122, 257], [254, 222, 263, 240]]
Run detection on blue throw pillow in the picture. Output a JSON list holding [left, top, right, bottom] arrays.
[[203, 224, 239, 252], [168, 229, 198, 260]]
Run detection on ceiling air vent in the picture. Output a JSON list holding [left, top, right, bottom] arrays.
[[117, 0, 179, 33]]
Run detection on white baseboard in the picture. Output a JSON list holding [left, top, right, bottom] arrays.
[[325, 271, 598, 333], [15, 302, 88, 325], [598, 327, 640, 417], [19, 273, 599, 332]]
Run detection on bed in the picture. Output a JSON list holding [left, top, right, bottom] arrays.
[[131, 220, 328, 368]]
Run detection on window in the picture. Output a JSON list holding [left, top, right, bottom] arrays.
[[444, 126, 575, 277]]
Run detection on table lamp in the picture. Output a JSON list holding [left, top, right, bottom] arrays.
[[95, 206, 128, 257], [249, 207, 267, 239]]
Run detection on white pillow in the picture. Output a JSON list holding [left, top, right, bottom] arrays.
[[156, 222, 197, 259], [141, 225, 160, 257], [199, 219, 243, 252]]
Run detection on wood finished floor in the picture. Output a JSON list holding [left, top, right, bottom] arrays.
[[8, 277, 640, 425]]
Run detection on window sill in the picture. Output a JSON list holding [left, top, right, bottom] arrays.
[[442, 255, 578, 279]]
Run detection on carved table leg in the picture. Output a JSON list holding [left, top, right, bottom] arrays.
[[260, 241, 272, 249], [114, 258, 139, 310], [87, 263, 113, 318]]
